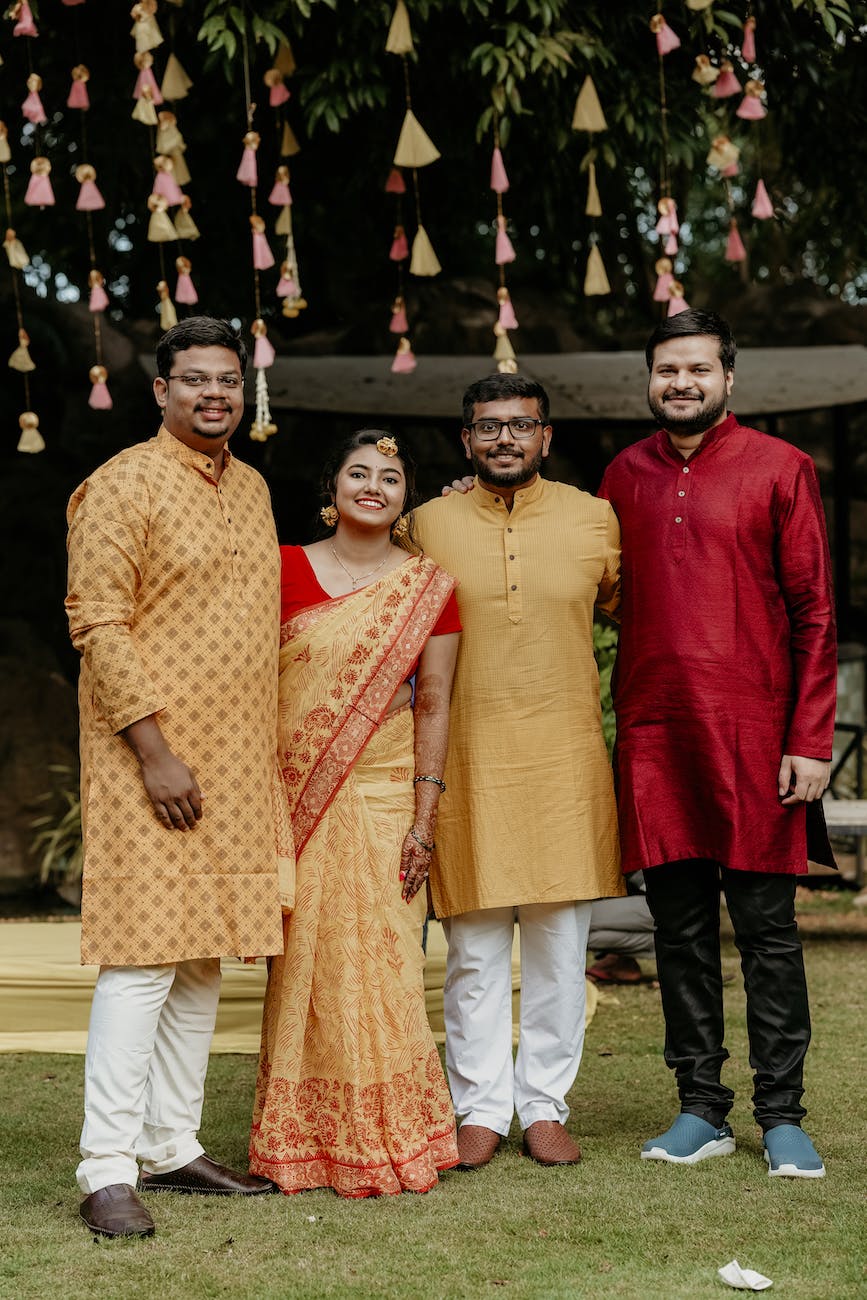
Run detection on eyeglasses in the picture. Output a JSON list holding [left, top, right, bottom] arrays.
[[465, 418, 543, 441], [166, 373, 243, 389]]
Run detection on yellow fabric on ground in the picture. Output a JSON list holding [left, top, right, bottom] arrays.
[[0, 920, 596, 1053]]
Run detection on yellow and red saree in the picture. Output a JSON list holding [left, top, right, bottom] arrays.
[[250, 556, 459, 1196]]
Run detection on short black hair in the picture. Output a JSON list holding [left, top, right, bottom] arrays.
[[155, 316, 247, 380], [319, 428, 420, 550], [462, 373, 550, 427], [645, 309, 737, 373]]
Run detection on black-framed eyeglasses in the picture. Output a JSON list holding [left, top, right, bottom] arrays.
[[465, 418, 543, 441], [166, 373, 243, 389]]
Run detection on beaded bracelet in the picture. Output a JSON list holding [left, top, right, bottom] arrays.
[[413, 774, 447, 793], [410, 826, 435, 853]]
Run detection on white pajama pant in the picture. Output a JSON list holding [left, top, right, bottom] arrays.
[[442, 900, 593, 1135], [76, 958, 221, 1194]]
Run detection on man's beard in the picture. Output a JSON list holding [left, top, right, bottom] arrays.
[[647, 388, 728, 437], [470, 445, 544, 488]]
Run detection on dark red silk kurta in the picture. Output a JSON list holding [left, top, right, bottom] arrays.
[[599, 413, 836, 876]]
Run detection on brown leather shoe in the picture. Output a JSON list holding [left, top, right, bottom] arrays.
[[522, 1120, 582, 1166], [455, 1124, 502, 1170], [80, 1184, 155, 1237], [139, 1154, 277, 1196]]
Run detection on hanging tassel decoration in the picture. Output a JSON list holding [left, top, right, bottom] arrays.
[[742, 16, 757, 63], [8, 329, 36, 372], [493, 323, 517, 370], [147, 194, 179, 242], [393, 111, 441, 168], [410, 225, 441, 276], [494, 215, 516, 265], [276, 263, 298, 298], [88, 269, 110, 311], [250, 215, 275, 270], [650, 14, 681, 56], [250, 333, 278, 441], [386, 1, 414, 56], [88, 364, 113, 410], [153, 156, 184, 206], [584, 243, 611, 296], [692, 55, 719, 87], [585, 162, 602, 218], [725, 219, 747, 262], [4, 229, 30, 270], [497, 287, 519, 330], [161, 53, 193, 101], [133, 53, 163, 104], [132, 85, 158, 126], [668, 280, 689, 316], [75, 164, 106, 211], [490, 147, 510, 194], [252, 319, 276, 370], [280, 121, 301, 157], [384, 167, 406, 194], [707, 136, 740, 171], [13, 1, 38, 37], [17, 411, 45, 454], [25, 158, 55, 208], [389, 225, 409, 261], [175, 256, 198, 304], [268, 165, 292, 207], [751, 179, 774, 220], [156, 280, 178, 330], [713, 61, 741, 98], [0, 122, 10, 166], [68, 65, 91, 110], [653, 256, 675, 302], [236, 132, 260, 187], [391, 337, 417, 374], [22, 75, 48, 126], [736, 80, 767, 121], [174, 197, 200, 241], [389, 295, 409, 333], [572, 76, 608, 133], [264, 69, 290, 108], [131, 1, 164, 55]]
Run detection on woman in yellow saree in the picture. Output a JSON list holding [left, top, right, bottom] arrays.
[[250, 430, 461, 1197]]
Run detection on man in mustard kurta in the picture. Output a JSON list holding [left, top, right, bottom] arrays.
[[413, 374, 622, 1170], [66, 317, 289, 1238]]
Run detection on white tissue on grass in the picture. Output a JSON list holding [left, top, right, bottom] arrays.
[[718, 1260, 773, 1290]]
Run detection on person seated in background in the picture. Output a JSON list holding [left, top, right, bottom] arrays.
[[586, 872, 655, 984]]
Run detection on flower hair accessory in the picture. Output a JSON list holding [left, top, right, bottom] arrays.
[[376, 435, 399, 457]]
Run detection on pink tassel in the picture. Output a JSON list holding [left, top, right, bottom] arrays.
[[25, 175, 55, 207], [153, 171, 184, 206], [385, 167, 406, 194], [89, 283, 109, 311], [276, 273, 297, 298], [22, 92, 47, 125], [76, 179, 105, 211], [653, 271, 674, 303], [67, 80, 90, 110], [88, 379, 113, 410], [725, 221, 747, 262], [236, 147, 258, 187], [751, 179, 774, 220], [391, 341, 417, 374], [498, 297, 518, 330], [133, 68, 163, 104], [722, 161, 740, 178], [253, 335, 276, 369], [268, 180, 292, 206], [655, 21, 680, 56], [668, 292, 688, 317], [252, 231, 275, 270], [269, 82, 290, 107], [736, 93, 766, 121], [713, 67, 741, 98], [13, 2, 38, 36], [495, 216, 516, 265], [389, 304, 409, 334], [742, 18, 757, 63], [175, 272, 198, 304], [389, 227, 409, 261], [664, 233, 678, 255], [490, 147, 509, 194]]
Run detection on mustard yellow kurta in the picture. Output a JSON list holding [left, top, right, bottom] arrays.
[[413, 476, 623, 917], [66, 426, 287, 966]]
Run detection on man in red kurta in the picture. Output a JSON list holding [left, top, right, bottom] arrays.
[[599, 309, 835, 1178]]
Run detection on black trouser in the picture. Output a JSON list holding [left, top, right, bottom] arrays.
[[643, 859, 810, 1133]]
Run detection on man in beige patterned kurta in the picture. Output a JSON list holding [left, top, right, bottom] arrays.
[[66, 317, 288, 1239]]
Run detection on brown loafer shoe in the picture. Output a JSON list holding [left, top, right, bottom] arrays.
[[139, 1154, 277, 1196], [522, 1120, 582, 1166], [455, 1124, 502, 1171], [80, 1183, 155, 1237], [586, 953, 643, 984]]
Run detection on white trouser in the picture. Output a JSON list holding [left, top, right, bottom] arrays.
[[442, 900, 592, 1135], [77, 959, 221, 1194]]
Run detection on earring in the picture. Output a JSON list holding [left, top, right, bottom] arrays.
[[391, 513, 409, 540], [320, 504, 339, 528]]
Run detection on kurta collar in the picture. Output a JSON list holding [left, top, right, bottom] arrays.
[[156, 423, 234, 483], [655, 411, 739, 465], [472, 472, 546, 513]]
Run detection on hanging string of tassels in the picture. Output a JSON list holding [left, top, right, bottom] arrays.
[[572, 74, 611, 302], [490, 117, 518, 373], [265, 41, 307, 327], [157, 14, 198, 314], [649, 8, 688, 317], [386, 0, 442, 374]]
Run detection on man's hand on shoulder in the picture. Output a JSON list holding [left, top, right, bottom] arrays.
[[441, 476, 475, 497], [778, 755, 831, 805]]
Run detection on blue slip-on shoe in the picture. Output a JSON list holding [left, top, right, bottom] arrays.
[[763, 1125, 825, 1178], [641, 1113, 736, 1164]]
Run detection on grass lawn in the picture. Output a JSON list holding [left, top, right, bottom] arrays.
[[1, 892, 865, 1300]]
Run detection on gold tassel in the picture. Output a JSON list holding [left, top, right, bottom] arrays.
[[160, 53, 193, 100], [147, 196, 179, 243], [132, 93, 158, 127], [17, 411, 45, 454], [8, 329, 35, 372], [275, 41, 296, 77], [386, 0, 414, 55], [393, 110, 441, 168], [4, 229, 29, 270], [281, 121, 301, 157], [130, 4, 163, 54], [0, 122, 10, 166], [585, 162, 602, 217], [409, 224, 441, 277], [584, 244, 611, 296], [493, 324, 516, 364], [168, 149, 191, 186], [707, 135, 740, 170], [572, 76, 607, 133], [275, 205, 292, 236], [692, 55, 719, 86], [173, 199, 200, 241], [156, 112, 184, 154], [157, 280, 178, 330]]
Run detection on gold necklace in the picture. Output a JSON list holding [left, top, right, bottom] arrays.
[[330, 543, 391, 590]]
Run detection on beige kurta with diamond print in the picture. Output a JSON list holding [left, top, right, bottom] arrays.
[[66, 426, 287, 966]]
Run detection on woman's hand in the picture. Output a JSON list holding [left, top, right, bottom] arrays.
[[399, 831, 432, 902]]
